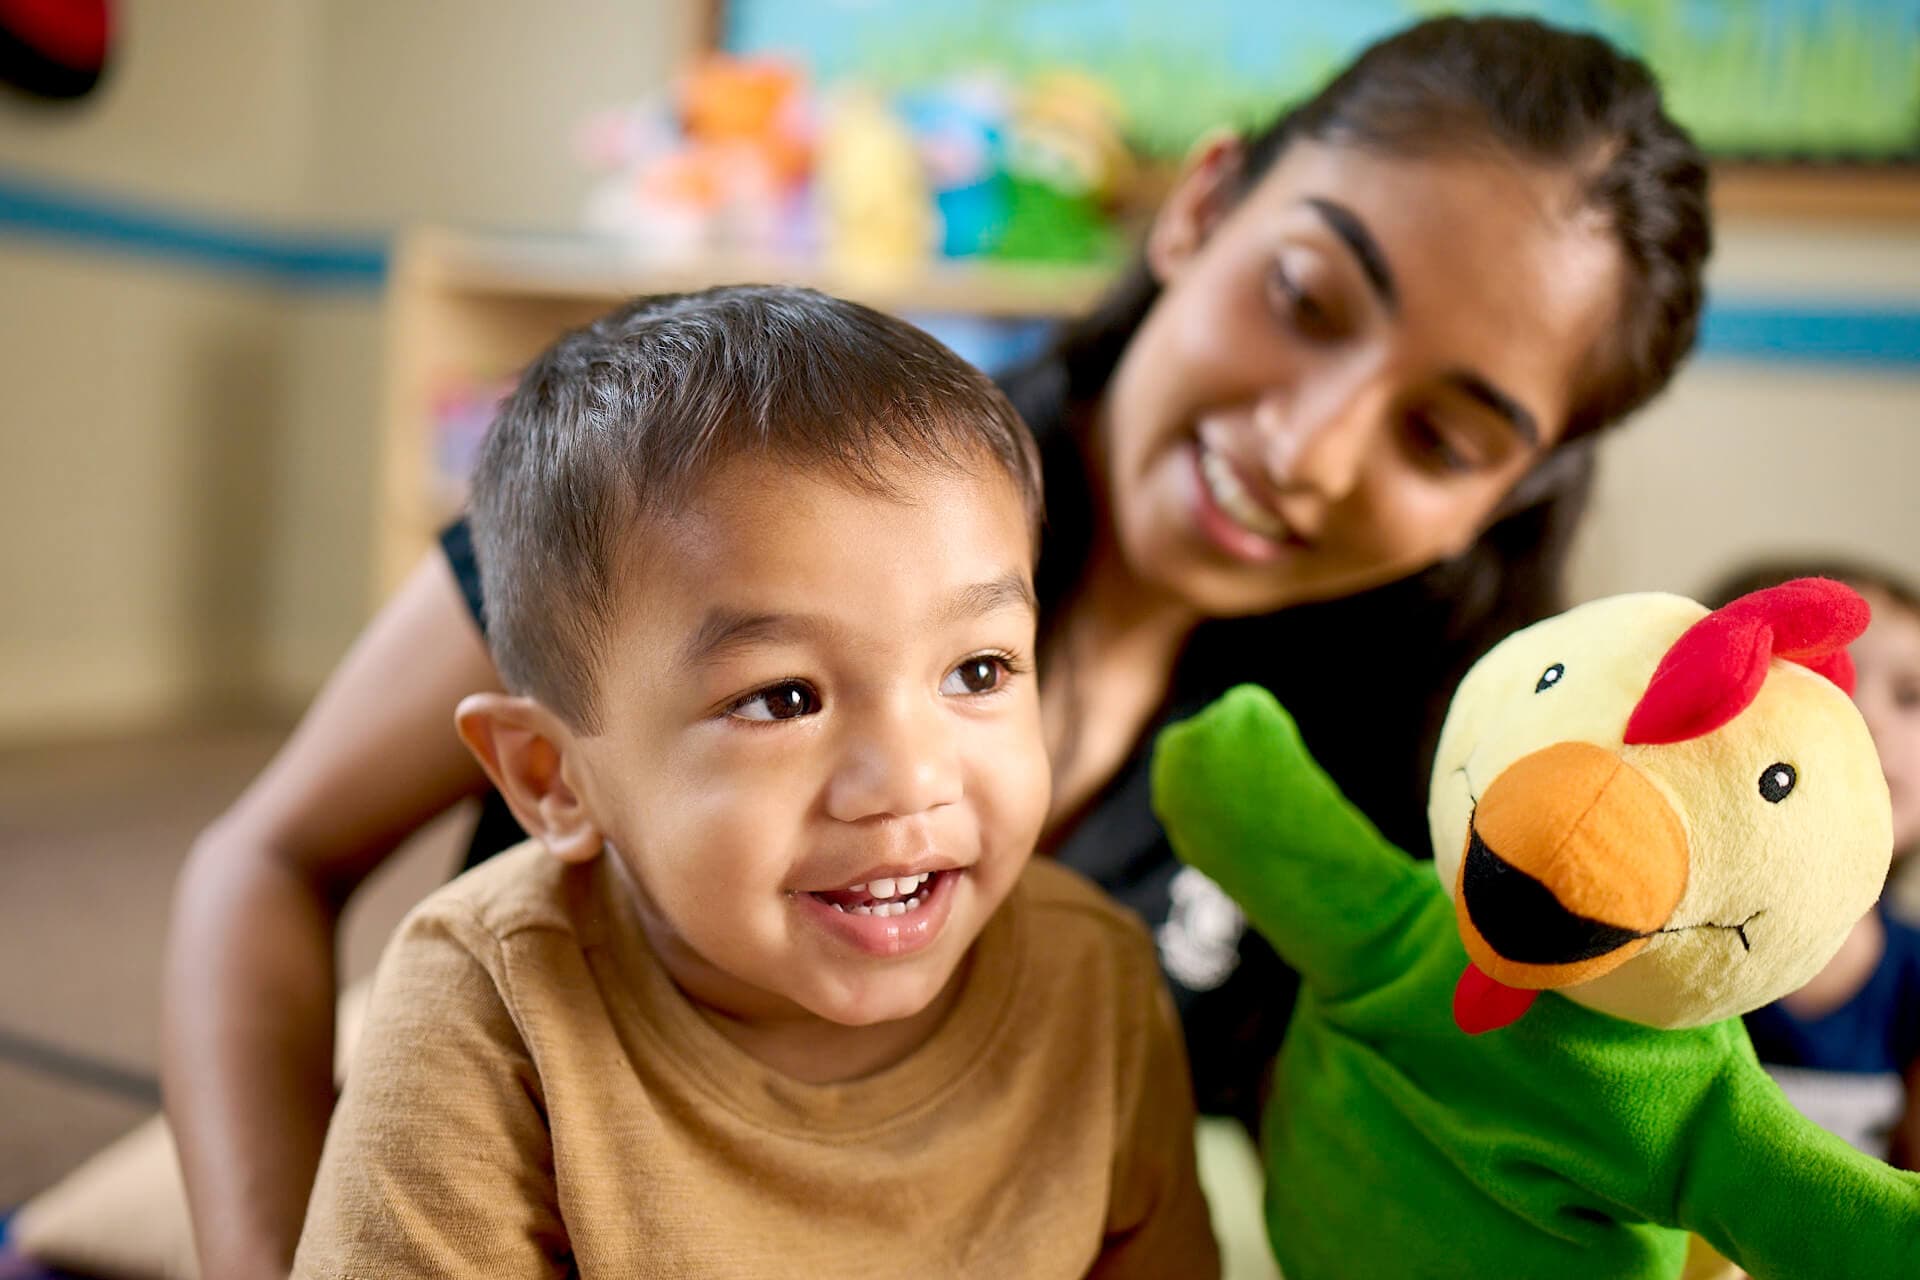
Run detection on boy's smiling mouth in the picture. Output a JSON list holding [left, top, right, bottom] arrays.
[[812, 870, 944, 917], [793, 865, 966, 957]]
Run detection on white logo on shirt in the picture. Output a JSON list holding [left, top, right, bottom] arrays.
[[1156, 867, 1246, 991]]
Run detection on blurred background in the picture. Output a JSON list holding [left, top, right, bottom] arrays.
[[2, 0, 1917, 1257]]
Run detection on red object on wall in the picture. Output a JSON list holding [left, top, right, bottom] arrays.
[[0, 0, 112, 100]]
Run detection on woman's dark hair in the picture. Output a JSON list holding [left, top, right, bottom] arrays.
[[1004, 13, 1711, 848]]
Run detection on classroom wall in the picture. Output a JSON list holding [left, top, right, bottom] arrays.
[[262, 0, 700, 706], [0, 2, 308, 734], [0, 0, 693, 740], [1569, 219, 1920, 603]]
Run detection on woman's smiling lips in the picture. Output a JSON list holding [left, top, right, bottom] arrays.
[[1184, 433, 1307, 565], [792, 864, 965, 958]]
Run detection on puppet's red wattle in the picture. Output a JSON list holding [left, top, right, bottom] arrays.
[[1453, 962, 1538, 1035]]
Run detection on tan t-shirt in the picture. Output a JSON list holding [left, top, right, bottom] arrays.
[[294, 844, 1220, 1279]]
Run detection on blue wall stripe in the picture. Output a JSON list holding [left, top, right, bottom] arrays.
[[1698, 301, 1920, 367], [0, 169, 386, 289], [3, 170, 1918, 367]]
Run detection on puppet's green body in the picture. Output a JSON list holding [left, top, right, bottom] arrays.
[[1153, 686, 1920, 1280]]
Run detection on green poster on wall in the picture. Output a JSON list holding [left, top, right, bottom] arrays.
[[724, 0, 1920, 162]]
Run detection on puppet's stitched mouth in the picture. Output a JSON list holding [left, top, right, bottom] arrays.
[[1656, 910, 1763, 953]]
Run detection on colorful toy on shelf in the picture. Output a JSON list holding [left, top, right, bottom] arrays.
[[573, 56, 1140, 269], [577, 55, 813, 259], [897, 75, 1011, 259], [993, 69, 1134, 264], [816, 84, 936, 282]]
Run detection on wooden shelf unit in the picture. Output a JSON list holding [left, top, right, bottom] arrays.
[[376, 228, 1116, 599]]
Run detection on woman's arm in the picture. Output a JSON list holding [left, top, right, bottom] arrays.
[[162, 551, 503, 1280]]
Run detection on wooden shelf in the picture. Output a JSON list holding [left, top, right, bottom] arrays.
[[398, 226, 1119, 316], [1711, 163, 1920, 224], [375, 228, 1122, 598]]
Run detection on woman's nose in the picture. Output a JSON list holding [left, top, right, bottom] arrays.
[[824, 698, 963, 823], [1253, 379, 1384, 511]]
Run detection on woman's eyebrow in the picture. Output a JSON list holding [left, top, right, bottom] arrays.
[[1304, 197, 1398, 314], [1442, 368, 1541, 448]]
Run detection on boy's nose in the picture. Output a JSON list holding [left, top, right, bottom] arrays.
[[824, 701, 963, 822]]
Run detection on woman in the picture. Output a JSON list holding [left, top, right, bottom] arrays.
[[164, 15, 1711, 1277]]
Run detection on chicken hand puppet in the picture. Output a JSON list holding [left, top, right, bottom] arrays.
[[1151, 581, 1920, 1279]]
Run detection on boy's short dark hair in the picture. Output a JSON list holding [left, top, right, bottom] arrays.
[[469, 285, 1045, 731]]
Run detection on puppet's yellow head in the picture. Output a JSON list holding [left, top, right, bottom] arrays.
[[1428, 581, 1891, 1032]]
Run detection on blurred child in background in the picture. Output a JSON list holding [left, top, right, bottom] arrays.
[[1707, 560, 1920, 1168]]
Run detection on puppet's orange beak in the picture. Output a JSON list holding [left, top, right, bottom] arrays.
[[1455, 741, 1688, 992]]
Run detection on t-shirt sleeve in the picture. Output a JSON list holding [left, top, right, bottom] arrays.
[[1093, 939, 1223, 1279], [292, 904, 569, 1278], [440, 517, 488, 636]]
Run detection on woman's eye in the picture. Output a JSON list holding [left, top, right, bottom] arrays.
[[1405, 414, 1475, 474], [1268, 263, 1340, 342], [728, 681, 819, 722], [942, 656, 1010, 696]]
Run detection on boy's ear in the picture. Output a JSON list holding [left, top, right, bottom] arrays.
[[455, 693, 604, 864], [1146, 129, 1244, 286]]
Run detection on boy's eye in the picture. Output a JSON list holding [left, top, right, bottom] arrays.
[[728, 681, 820, 722], [942, 656, 1010, 696]]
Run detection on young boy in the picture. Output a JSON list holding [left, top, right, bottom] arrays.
[[291, 286, 1219, 1278]]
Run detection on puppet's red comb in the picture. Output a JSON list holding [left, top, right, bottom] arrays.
[[1622, 578, 1867, 747]]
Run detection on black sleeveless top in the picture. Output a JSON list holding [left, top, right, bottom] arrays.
[[443, 365, 1511, 1131]]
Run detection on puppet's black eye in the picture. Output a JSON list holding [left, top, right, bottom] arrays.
[[1759, 763, 1796, 804], [1535, 663, 1565, 693]]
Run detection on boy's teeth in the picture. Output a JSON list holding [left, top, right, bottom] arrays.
[[855, 872, 930, 900], [836, 896, 924, 918], [833, 898, 929, 917]]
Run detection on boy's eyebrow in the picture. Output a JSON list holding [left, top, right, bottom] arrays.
[[937, 572, 1040, 628], [678, 609, 841, 670], [679, 573, 1038, 670]]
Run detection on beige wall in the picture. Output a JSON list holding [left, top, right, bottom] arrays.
[[0, 0, 691, 740], [0, 3, 312, 215], [1570, 218, 1920, 604], [0, 1, 306, 736]]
